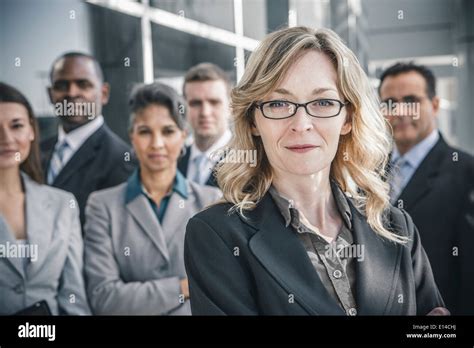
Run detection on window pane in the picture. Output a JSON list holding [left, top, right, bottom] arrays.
[[152, 23, 237, 86], [151, 0, 235, 32], [242, 0, 267, 40]]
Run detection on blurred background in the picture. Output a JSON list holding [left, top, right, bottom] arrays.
[[1, 0, 473, 154]]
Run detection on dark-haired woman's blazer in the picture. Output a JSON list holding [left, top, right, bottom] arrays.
[[84, 175, 221, 315], [0, 173, 90, 315], [184, 185, 446, 315]]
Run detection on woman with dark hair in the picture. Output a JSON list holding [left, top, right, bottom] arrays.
[[84, 82, 220, 315], [0, 83, 43, 183], [0, 82, 90, 315]]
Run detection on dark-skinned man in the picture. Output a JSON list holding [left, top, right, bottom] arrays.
[[41, 52, 135, 227]]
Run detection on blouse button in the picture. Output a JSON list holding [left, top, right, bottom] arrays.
[[348, 308, 357, 316]]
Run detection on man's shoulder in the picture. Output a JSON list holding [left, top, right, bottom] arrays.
[[98, 125, 131, 150], [40, 134, 57, 151], [94, 125, 135, 166], [439, 139, 474, 179]]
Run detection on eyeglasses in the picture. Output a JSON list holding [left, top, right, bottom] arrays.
[[382, 95, 429, 105], [254, 98, 348, 120]]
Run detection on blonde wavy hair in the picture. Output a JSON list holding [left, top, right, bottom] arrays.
[[215, 26, 407, 244]]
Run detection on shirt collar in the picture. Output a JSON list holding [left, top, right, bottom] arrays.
[[57, 115, 104, 151], [125, 168, 188, 204], [391, 129, 439, 168], [268, 179, 353, 230], [189, 129, 232, 163]]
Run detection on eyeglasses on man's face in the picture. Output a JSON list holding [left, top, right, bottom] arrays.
[[254, 98, 348, 120], [381, 95, 430, 107]]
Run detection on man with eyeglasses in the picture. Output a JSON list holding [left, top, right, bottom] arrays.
[[379, 62, 474, 315], [41, 52, 135, 227]]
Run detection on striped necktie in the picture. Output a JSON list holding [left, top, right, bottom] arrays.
[[47, 140, 69, 185], [389, 157, 410, 204]]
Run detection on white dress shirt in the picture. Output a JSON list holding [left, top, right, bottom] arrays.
[[187, 129, 232, 185], [55, 115, 104, 167]]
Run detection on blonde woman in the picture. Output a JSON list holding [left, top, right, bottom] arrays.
[[183, 27, 448, 316]]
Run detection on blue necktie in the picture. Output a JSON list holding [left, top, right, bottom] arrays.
[[47, 140, 69, 184], [389, 157, 410, 204], [192, 154, 206, 185]]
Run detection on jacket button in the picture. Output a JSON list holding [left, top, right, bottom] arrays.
[[333, 270, 343, 279], [348, 308, 357, 316], [13, 284, 24, 294]]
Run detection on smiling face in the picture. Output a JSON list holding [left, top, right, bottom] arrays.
[[48, 56, 110, 130], [0, 102, 35, 170], [251, 50, 351, 179], [130, 104, 186, 173], [379, 71, 439, 154]]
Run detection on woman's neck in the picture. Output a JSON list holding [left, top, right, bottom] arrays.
[[0, 166, 23, 195], [272, 166, 340, 234], [140, 165, 177, 200]]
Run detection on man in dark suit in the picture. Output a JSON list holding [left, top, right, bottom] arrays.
[[41, 52, 135, 226], [178, 63, 232, 187], [379, 62, 474, 315]]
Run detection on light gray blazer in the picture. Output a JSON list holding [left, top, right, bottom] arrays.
[[0, 173, 90, 315], [84, 174, 221, 315]]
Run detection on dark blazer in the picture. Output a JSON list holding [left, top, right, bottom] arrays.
[[392, 134, 474, 315], [40, 124, 136, 226], [178, 146, 218, 187], [184, 187, 445, 315]]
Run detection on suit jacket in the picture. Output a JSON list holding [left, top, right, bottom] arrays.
[[392, 134, 474, 315], [178, 145, 218, 187], [83, 174, 221, 315], [40, 124, 136, 227], [184, 185, 445, 315], [0, 173, 90, 315]]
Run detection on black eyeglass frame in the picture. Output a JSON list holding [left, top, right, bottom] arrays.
[[253, 98, 349, 120]]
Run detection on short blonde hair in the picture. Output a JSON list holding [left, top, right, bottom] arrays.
[[215, 26, 407, 244]]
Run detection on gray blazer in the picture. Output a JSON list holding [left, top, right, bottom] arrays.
[[84, 174, 221, 315], [0, 173, 90, 315]]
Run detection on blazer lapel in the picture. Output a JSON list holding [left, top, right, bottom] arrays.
[[396, 137, 447, 210], [126, 195, 170, 263], [52, 126, 104, 187], [22, 173, 55, 273], [350, 201, 403, 315], [161, 188, 191, 244], [247, 194, 344, 315], [0, 214, 26, 279]]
